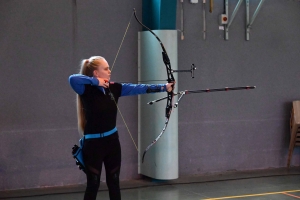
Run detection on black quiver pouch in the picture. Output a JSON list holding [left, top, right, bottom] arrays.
[[72, 137, 86, 173]]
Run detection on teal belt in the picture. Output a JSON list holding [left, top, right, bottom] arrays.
[[84, 127, 117, 139]]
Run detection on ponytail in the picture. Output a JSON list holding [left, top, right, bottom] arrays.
[[76, 56, 105, 134]]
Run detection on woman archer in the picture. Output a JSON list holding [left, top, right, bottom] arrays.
[[69, 56, 174, 200]]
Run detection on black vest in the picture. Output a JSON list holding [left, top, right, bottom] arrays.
[[80, 83, 122, 134]]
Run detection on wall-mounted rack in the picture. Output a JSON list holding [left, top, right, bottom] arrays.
[[224, 0, 265, 41]]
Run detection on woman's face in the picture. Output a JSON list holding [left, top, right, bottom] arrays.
[[93, 58, 111, 81]]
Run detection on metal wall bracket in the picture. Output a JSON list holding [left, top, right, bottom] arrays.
[[224, 0, 265, 41], [246, 0, 265, 40], [224, 0, 243, 40]]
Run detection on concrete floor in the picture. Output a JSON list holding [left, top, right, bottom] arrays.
[[1, 167, 300, 200]]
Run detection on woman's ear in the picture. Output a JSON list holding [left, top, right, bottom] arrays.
[[93, 70, 98, 77]]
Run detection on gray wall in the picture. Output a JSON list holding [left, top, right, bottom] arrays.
[[0, 0, 299, 190]]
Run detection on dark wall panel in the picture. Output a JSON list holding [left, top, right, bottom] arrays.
[[0, 0, 299, 190]]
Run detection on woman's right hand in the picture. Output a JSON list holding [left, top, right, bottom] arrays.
[[96, 77, 109, 88]]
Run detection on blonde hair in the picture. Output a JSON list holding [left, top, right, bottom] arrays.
[[77, 56, 105, 134]]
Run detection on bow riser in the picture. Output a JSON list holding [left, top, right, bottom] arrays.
[[133, 9, 175, 163]]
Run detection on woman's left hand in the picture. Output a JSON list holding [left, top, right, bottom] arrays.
[[166, 81, 176, 92]]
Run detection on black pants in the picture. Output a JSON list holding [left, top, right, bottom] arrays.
[[83, 132, 121, 200]]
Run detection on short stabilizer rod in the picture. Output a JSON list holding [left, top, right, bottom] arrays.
[[171, 64, 196, 78]]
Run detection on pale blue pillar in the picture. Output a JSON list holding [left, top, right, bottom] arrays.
[[138, 30, 178, 180]]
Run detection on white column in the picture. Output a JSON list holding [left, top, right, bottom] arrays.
[[138, 30, 178, 180]]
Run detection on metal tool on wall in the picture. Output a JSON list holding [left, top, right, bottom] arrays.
[[203, 0, 206, 40], [181, 0, 184, 40]]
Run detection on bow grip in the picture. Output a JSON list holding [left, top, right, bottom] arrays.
[[162, 52, 170, 65]]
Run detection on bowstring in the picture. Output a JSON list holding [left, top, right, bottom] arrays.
[[111, 12, 134, 72], [109, 11, 138, 151]]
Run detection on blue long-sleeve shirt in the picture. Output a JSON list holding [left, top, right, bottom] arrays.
[[69, 74, 167, 134], [69, 74, 167, 96]]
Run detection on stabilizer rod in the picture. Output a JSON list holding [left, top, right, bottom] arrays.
[[171, 64, 196, 78], [147, 86, 256, 105]]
